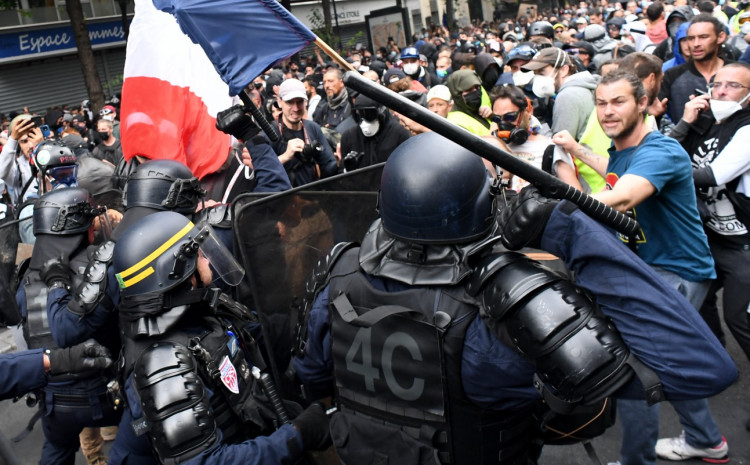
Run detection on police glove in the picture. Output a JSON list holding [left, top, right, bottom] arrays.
[[47, 340, 113, 376], [499, 186, 558, 250], [216, 104, 261, 141], [292, 402, 331, 451], [40, 256, 71, 289]]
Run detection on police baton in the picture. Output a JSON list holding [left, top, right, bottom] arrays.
[[342, 71, 640, 238]]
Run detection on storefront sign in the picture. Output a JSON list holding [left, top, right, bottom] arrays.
[[0, 19, 129, 63]]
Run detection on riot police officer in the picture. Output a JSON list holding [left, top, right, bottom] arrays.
[[107, 211, 330, 465], [16, 187, 121, 465], [292, 132, 737, 464]]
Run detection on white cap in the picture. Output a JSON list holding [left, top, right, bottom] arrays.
[[279, 79, 307, 102], [426, 85, 451, 103]]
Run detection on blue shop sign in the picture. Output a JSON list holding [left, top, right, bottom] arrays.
[[0, 19, 130, 63]]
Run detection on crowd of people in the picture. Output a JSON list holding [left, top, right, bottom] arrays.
[[0, 0, 749, 464]]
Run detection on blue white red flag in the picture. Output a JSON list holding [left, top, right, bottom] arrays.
[[120, 0, 233, 178], [155, 0, 317, 96]]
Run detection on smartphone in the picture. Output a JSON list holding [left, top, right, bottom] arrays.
[[39, 124, 51, 138], [30, 115, 43, 127]]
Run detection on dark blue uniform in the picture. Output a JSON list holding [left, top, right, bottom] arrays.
[[0, 349, 48, 400], [295, 203, 737, 407], [16, 261, 121, 465]]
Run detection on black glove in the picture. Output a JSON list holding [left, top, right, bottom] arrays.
[[216, 104, 261, 141], [47, 340, 113, 376], [292, 402, 331, 451], [40, 256, 71, 288], [499, 186, 559, 250]]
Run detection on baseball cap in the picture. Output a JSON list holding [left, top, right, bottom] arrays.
[[62, 113, 74, 123], [426, 85, 451, 103], [521, 48, 572, 71], [72, 114, 86, 123], [383, 67, 406, 85], [100, 105, 116, 116], [278, 79, 307, 101]]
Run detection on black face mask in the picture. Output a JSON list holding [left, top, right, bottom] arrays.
[[463, 88, 483, 112], [97, 131, 110, 140], [483, 69, 501, 90]]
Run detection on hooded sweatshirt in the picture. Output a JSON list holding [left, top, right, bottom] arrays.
[[653, 5, 694, 62], [552, 71, 601, 140], [662, 23, 689, 72]]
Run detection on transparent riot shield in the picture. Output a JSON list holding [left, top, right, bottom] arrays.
[[232, 164, 383, 387]]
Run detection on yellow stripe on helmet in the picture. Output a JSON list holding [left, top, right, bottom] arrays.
[[116, 222, 194, 284]]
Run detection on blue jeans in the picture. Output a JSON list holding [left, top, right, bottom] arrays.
[[619, 269, 720, 465]]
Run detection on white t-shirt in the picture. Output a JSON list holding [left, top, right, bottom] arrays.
[[508, 136, 575, 191]]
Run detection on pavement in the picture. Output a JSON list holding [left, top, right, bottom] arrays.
[[0, 315, 748, 465]]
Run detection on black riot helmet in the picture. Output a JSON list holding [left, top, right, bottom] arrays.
[[123, 160, 206, 214], [33, 141, 78, 193], [527, 21, 555, 40], [33, 187, 100, 236], [114, 211, 244, 297], [378, 132, 495, 244]]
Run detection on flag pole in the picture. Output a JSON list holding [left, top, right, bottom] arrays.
[[314, 37, 356, 72]]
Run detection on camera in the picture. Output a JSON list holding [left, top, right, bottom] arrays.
[[298, 140, 323, 163]]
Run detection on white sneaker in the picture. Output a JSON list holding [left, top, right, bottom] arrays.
[[655, 431, 729, 463], [606, 462, 621, 465]]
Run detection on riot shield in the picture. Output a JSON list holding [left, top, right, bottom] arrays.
[[0, 209, 22, 326], [232, 164, 383, 387]]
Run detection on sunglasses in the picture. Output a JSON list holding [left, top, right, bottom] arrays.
[[491, 112, 519, 124]]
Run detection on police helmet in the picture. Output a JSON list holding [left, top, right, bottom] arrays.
[[33, 141, 78, 192], [33, 187, 99, 236], [378, 132, 495, 244], [123, 160, 206, 214], [527, 21, 555, 39], [114, 211, 244, 297], [400, 46, 420, 60]]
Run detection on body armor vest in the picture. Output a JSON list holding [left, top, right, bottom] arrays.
[[22, 251, 87, 350], [327, 248, 534, 465]]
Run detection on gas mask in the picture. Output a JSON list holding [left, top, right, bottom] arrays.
[[491, 113, 529, 145]]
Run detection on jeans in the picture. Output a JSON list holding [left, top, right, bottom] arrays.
[[619, 269, 720, 465], [698, 241, 750, 361]]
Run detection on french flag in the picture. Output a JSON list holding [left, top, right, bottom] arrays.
[[120, 0, 316, 178]]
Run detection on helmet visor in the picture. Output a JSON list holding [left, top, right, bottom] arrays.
[[196, 224, 245, 286]]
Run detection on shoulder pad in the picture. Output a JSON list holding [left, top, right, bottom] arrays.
[[294, 242, 358, 357], [465, 252, 528, 296], [471, 252, 560, 321], [193, 204, 232, 229], [68, 241, 115, 316]]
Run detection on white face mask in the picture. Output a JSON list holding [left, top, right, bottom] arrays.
[[360, 119, 380, 137], [403, 63, 420, 76], [710, 92, 750, 122], [352, 61, 361, 69], [741, 23, 750, 35], [532, 73, 557, 98], [513, 70, 535, 86]]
